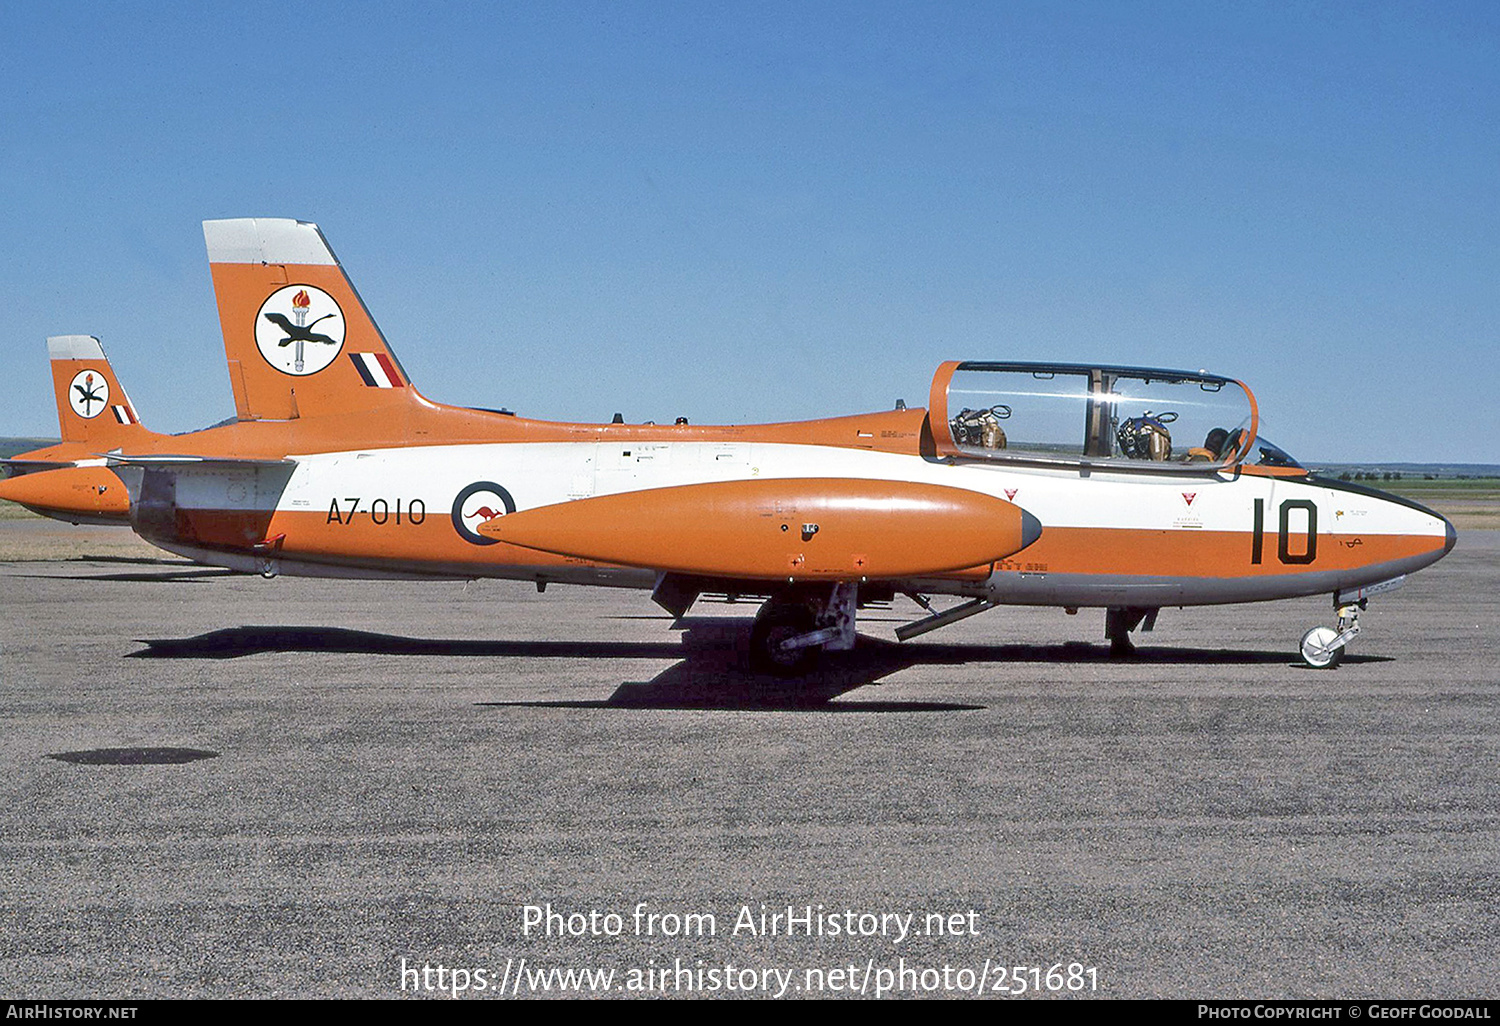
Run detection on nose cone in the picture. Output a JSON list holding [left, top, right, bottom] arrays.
[[1390, 499, 1456, 573], [1315, 473, 1457, 575], [1403, 499, 1456, 567], [1019, 509, 1044, 551], [0, 466, 130, 522], [1404, 507, 1458, 575]]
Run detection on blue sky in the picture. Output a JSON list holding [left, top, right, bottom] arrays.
[[1, 1, 1495, 462]]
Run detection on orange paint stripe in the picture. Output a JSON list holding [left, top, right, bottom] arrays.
[[165, 510, 1448, 584], [1008, 526, 1443, 577]]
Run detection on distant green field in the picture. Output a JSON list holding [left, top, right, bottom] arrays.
[[0, 438, 58, 459], [1359, 478, 1500, 501], [0, 499, 43, 520], [2, 438, 57, 520]]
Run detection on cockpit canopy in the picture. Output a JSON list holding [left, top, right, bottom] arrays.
[[928, 361, 1276, 472]]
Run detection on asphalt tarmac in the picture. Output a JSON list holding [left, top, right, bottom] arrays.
[[1, 530, 1496, 1000]]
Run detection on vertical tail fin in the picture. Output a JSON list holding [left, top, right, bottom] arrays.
[[203, 218, 420, 422], [49, 335, 153, 447]]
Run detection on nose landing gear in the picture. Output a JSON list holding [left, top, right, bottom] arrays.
[[1300, 602, 1361, 668], [1299, 576, 1406, 669]]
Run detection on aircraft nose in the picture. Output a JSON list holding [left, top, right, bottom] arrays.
[[1443, 514, 1457, 555], [0, 466, 129, 518], [1019, 509, 1043, 551]]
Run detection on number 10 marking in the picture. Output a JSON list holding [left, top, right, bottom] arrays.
[[1252, 498, 1318, 565]]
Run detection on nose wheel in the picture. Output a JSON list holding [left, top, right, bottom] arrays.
[[1299, 625, 1346, 668], [1300, 601, 1363, 668]]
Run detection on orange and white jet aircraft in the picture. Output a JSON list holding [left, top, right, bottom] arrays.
[[17, 219, 1458, 671], [0, 336, 155, 524]]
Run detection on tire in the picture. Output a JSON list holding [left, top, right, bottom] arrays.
[[1300, 626, 1344, 669], [749, 601, 820, 676]]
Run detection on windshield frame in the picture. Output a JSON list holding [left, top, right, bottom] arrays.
[[928, 360, 1263, 473]]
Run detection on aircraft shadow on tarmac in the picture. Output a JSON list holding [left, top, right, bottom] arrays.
[[20, 568, 237, 582], [6, 557, 236, 583], [129, 617, 1381, 711], [47, 746, 219, 766]]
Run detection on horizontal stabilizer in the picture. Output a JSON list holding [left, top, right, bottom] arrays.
[[100, 454, 296, 469], [1, 457, 82, 475]]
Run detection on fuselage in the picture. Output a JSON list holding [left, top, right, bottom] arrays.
[[124, 423, 1455, 608], [6, 357, 1453, 608]]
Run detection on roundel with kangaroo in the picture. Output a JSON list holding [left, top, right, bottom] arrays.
[[451, 481, 517, 546]]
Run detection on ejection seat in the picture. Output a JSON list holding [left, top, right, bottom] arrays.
[[1116, 411, 1176, 461], [950, 404, 1011, 450]]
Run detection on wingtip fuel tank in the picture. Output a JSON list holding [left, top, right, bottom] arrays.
[[478, 477, 1040, 581]]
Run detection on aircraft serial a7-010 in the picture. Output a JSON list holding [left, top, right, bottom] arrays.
[[0, 218, 1455, 672]]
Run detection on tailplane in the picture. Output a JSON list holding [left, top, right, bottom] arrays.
[[204, 218, 421, 422]]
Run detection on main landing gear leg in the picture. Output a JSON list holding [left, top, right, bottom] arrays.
[[749, 582, 858, 676], [1105, 606, 1159, 658], [1300, 601, 1363, 669]]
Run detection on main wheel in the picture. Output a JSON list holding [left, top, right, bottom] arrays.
[[749, 601, 820, 676], [1300, 626, 1344, 669]]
